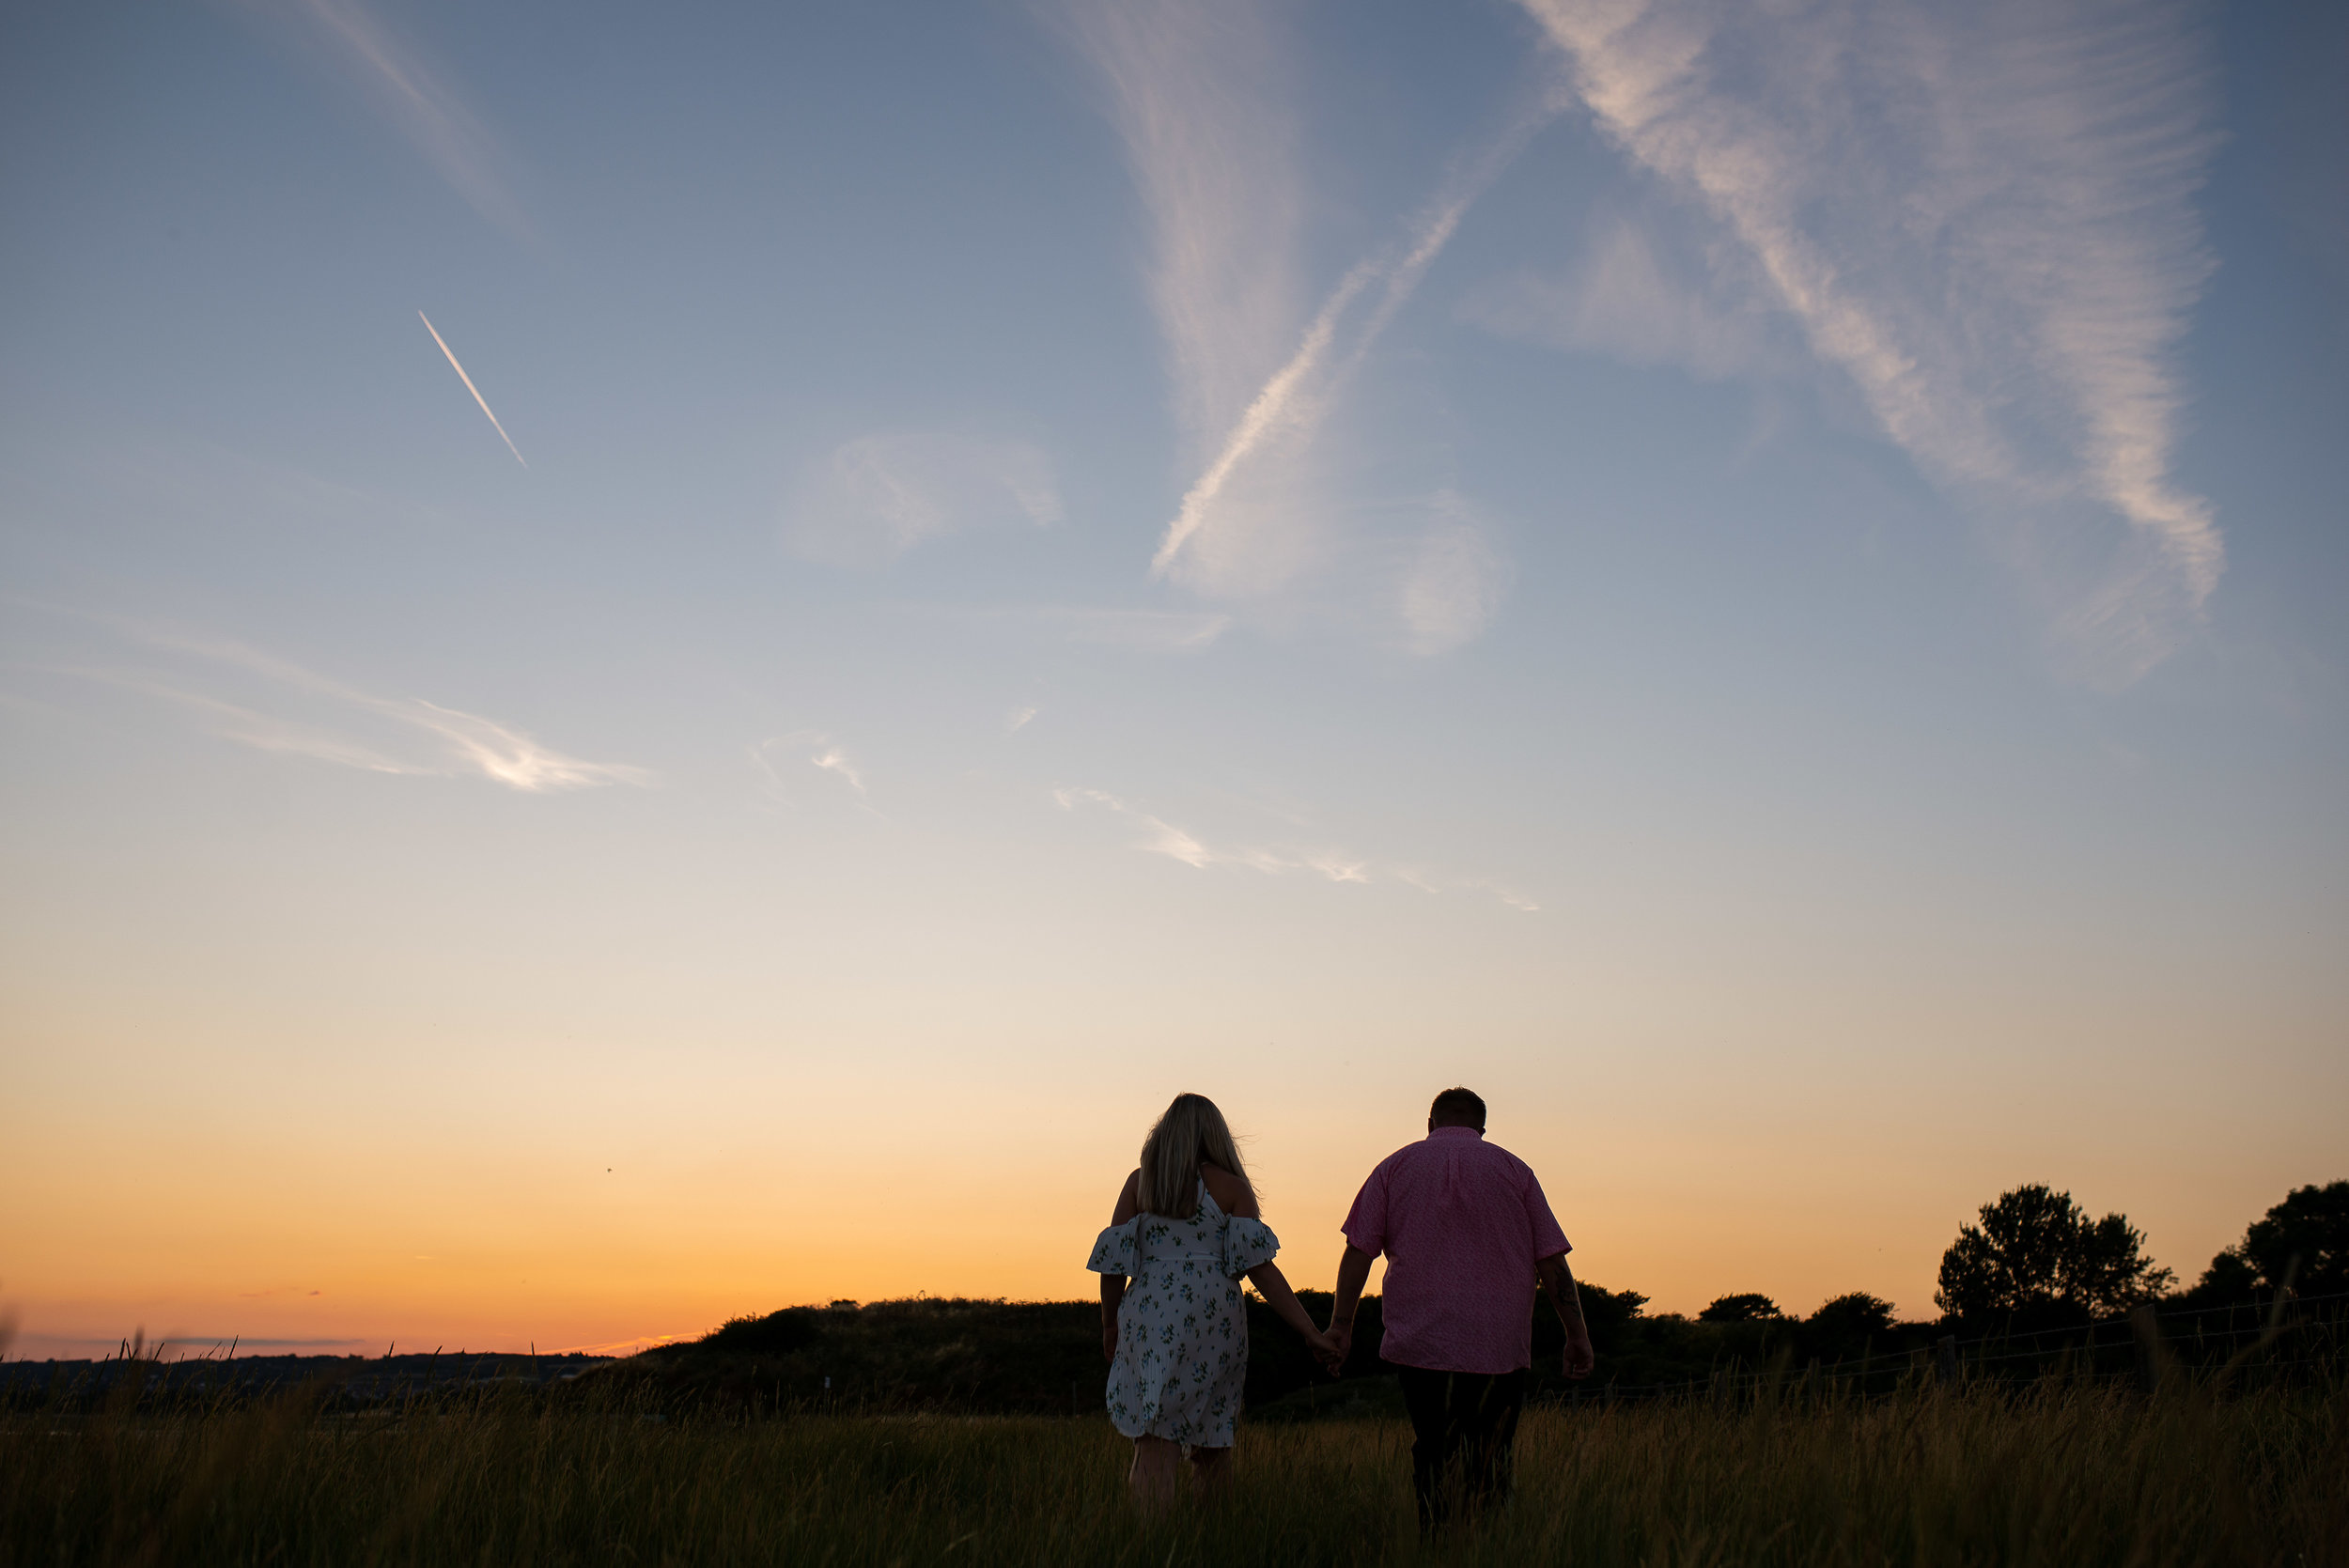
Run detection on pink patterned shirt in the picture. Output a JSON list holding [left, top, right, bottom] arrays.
[[1342, 1126, 1570, 1374]]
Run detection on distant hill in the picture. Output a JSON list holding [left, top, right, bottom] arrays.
[[578, 1281, 1947, 1417], [585, 1292, 1392, 1416]]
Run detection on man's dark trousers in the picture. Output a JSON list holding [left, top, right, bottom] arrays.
[[1392, 1364, 1529, 1530]]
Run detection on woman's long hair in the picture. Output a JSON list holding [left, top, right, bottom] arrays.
[[1137, 1093, 1247, 1219]]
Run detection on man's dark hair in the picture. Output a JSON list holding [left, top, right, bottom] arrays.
[[1429, 1087, 1486, 1128]]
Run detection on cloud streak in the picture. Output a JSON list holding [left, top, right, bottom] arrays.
[[60, 670, 429, 776], [1053, 786, 1536, 909], [784, 433, 1059, 567], [56, 624, 646, 792], [418, 312, 527, 468], [1516, 0, 2222, 679], [750, 732, 876, 808], [256, 0, 531, 240], [1053, 0, 1306, 455]]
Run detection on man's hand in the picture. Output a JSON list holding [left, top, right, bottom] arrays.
[[1537, 1251, 1595, 1380], [1320, 1320, 1352, 1375]]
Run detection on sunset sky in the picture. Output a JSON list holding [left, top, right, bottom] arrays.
[[4, 0, 2343, 1359]]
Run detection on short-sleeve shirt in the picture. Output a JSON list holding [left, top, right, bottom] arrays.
[[1341, 1126, 1570, 1374]]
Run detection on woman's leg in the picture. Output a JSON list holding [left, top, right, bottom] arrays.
[[1129, 1436, 1182, 1511], [1187, 1443, 1234, 1499]]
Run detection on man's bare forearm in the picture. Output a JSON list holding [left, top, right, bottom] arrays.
[[1537, 1252, 1588, 1335], [1330, 1245, 1375, 1330]]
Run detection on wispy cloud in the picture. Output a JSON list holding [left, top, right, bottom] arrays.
[[1004, 706, 1038, 734], [808, 743, 864, 794], [1149, 104, 1558, 594], [1058, 0, 1550, 648], [1515, 0, 2222, 680], [1396, 493, 1512, 657], [1050, 0, 1307, 455], [1053, 785, 1535, 909], [784, 433, 1060, 567], [418, 312, 527, 467], [248, 0, 531, 240], [46, 621, 646, 792], [1054, 787, 1215, 868], [60, 670, 428, 775], [750, 732, 874, 806], [1459, 213, 1785, 383], [401, 700, 639, 791]]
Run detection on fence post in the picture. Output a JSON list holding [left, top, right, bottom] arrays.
[[1936, 1335, 1958, 1387], [2130, 1306, 2170, 1395]]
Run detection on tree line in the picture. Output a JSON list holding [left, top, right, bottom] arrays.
[[1605, 1179, 2342, 1343], [1924, 1178, 2343, 1330]]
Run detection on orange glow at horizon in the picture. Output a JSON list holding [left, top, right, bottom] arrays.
[[8, 1015, 2330, 1360]]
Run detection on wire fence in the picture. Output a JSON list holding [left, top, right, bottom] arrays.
[[1544, 1287, 2347, 1407]]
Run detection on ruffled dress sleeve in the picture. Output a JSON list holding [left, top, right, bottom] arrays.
[[1086, 1217, 1141, 1276], [1221, 1216, 1279, 1278]]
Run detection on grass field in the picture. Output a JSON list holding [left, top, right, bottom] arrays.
[[6, 1374, 2344, 1567]]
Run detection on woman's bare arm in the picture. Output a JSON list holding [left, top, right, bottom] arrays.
[[1101, 1170, 1140, 1361], [1245, 1262, 1336, 1364]]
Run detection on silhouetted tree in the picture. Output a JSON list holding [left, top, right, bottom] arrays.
[[1797, 1292, 1898, 1360], [1935, 1184, 2172, 1324], [1807, 1292, 1895, 1340], [1698, 1293, 1783, 1323], [2190, 1181, 2349, 1301]]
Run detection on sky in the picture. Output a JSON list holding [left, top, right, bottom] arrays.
[[2, 0, 2343, 1359]]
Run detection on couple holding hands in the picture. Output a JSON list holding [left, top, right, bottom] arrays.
[[1087, 1089, 1596, 1527]]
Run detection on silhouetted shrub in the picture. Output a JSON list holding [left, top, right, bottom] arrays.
[[1700, 1293, 1784, 1323]]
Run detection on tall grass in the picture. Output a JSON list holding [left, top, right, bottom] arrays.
[[5, 1375, 2341, 1565]]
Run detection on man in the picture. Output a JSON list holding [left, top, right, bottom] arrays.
[[1327, 1087, 1595, 1530]]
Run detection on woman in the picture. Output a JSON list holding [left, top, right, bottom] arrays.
[[1086, 1093, 1337, 1505]]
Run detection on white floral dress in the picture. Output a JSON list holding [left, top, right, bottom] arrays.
[[1086, 1181, 1280, 1448]]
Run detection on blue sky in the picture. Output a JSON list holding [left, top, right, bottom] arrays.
[[2, 0, 2343, 1354]]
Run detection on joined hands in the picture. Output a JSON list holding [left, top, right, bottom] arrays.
[[1316, 1320, 1352, 1377]]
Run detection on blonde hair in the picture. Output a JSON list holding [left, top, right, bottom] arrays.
[[1137, 1093, 1247, 1219]]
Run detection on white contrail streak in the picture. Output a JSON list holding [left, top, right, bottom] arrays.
[[417, 310, 527, 467], [1151, 260, 1374, 575], [1149, 94, 1559, 580]]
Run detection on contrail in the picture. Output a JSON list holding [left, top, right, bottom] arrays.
[[1151, 260, 1374, 575], [1150, 92, 1559, 579], [417, 310, 527, 467]]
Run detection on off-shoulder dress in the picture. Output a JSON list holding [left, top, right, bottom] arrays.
[[1085, 1180, 1280, 1448]]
